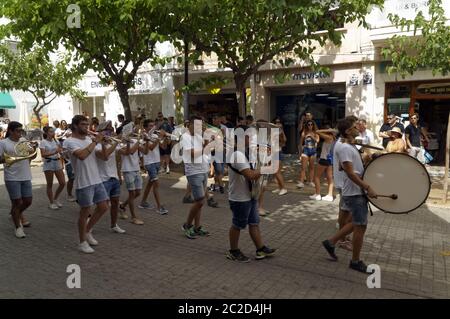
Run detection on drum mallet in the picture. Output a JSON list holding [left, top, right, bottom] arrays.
[[377, 194, 398, 199]]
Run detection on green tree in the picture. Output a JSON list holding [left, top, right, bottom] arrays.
[[0, 0, 172, 121], [382, 0, 450, 77], [0, 44, 83, 127], [170, 0, 383, 116]]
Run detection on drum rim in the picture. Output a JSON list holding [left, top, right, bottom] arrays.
[[362, 152, 431, 214]]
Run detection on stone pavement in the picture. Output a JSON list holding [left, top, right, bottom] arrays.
[[0, 167, 449, 299]]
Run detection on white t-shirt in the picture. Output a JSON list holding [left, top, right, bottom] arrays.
[[335, 142, 364, 196], [228, 151, 252, 202], [121, 139, 140, 172], [333, 139, 344, 189], [95, 144, 119, 182], [39, 139, 60, 159], [0, 137, 32, 181], [64, 137, 102, 189], [143, 137, 160, 165], [356, 129, 375, 150], [181, 132, 210, 176]]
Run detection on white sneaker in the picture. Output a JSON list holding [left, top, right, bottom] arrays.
[[296, 182, 305, 188], [78, 241, 95, 254], [309, 194, 322, 201], [166, 166, 170, 174], [309, 182, 315, 187], [272, 189, 280, 194], [55, 200, 63, 208], [111, 224, 126, 234], [86, 232, 98, 246], [322, 195, 334, 202], [279, 189, 288, 196], [67, 196, 76, 202], [15, 227, 26, 238], [49, 203, 59, 210]]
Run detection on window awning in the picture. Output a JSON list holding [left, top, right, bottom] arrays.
[[0, 92, 16, 109]]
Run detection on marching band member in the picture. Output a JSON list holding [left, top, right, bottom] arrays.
[[181, 116, 211, 239], [40, 126, 66, 210], [64, 115, 109, 254], [118, 127, 145, 225], [0, 121, 35, 238], [226, 126, 276, 262], [139, 119, 168, 214], [94, 121, 126, 234], [322, 117, 377, 273]]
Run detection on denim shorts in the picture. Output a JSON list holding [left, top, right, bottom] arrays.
[[186, 173, 208, 201], [65, 163, 75, 180], [303, 147, 317, 157], [229, 199, 259, 229], [342, 195, 368, 226], [76, 183, 108, 208], [5, 180, 33, 200], [123, 171, 143, 191], [103, 178, 121, 199], [337, 189, 350, 212], [43, 159, 63, 172], [213, 162, 224, 176], [145, 163, 160, 182]]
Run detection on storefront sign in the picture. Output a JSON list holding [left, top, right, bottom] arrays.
[[363, 72, 373, 85], [349, 74, 359, 86], [292, 71, 330, 81], [416, 83, 450, 95]]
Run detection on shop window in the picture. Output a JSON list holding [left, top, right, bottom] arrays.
[[386, 83, 412, 121], [312, 9, 345, 34]]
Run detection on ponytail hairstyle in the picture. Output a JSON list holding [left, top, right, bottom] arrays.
[[5, 121, 22, 139]]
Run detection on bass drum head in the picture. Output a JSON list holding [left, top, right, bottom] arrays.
[[363, 153, 431, 214]]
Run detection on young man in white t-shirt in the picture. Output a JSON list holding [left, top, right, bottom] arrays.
[[94, 121, 126, 234], [118, 130, 144, 225], [322, 117, 378, 273], [64, 115, 109, 253], [0, 121, 36, 238], [181, 116, 211, 239], [139, 119, 168, 214], [226, 127, 276, 262]]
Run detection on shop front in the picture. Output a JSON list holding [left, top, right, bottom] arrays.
[[385, 80, 450, 164], [254, 64, 373, 154]]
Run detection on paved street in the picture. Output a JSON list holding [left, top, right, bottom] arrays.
[[0, 167, 449, 299]]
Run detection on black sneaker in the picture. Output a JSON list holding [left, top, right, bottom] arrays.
[[322, 240, 338, 261], [219, 186, 224, 194], [226, 250, 250, 263], [208, 184, 215, 192], [207, 197, 218, 208], [349, 260, 370, 273], [182, 196, 194, 204], [255, 246, 276, 260]]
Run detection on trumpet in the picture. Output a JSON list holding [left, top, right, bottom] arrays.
[[87, 130, 122, 144], [4, 140, 39, 167]]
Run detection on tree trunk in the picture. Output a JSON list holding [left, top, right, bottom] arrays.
[[33, 106, 42, 129], [234, 76, 247, 117], [183, 41, 190, 121], [117, 86, 132, 121]]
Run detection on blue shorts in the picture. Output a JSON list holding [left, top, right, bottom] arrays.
[[342, 195, 368, 226], [186, 173, 208, 201], [43, 159, 63, 172], [65, 163, 75, 180], [76, 183, 108, 208], [123, 171, 142, 191], [103, 178, 121, 199], [5, 180, 33, 200], [303, 147, 317, 157], [229, 199, 260, 229], [213, 162, 224, 176], [145, 163, 160, 182]]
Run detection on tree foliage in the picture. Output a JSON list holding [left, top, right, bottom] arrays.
[[0, 44, 83, 127], [169, 0, 384, 115], [382, 0, 450, 77], [0, 0, 172, 121]]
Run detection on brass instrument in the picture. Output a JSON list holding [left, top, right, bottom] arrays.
[[87, 130, 122, 144], [4, 140, 39, 167]]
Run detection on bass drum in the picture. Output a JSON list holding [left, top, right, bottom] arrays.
[[363, 153, 431, 214]]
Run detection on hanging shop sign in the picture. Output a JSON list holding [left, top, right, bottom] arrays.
[[363, 72, 373, 85], [416, 83, 450, 95]]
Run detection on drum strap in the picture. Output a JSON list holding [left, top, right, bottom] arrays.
[[227, 152, 254, 193]]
